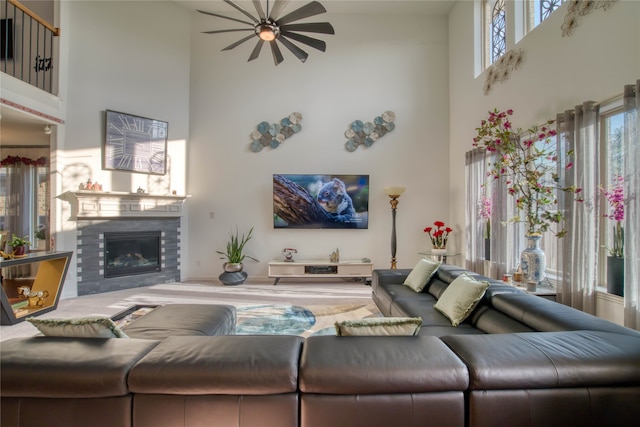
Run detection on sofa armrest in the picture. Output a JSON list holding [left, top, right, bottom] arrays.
[[371, 269, 411, 290]]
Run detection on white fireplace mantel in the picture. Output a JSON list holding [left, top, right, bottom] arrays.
[[56, 191, 189, 220]]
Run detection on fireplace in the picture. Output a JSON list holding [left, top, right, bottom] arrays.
[[104, 231, 161, 278], [56, 191, 187, 296]]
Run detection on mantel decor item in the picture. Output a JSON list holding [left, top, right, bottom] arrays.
[[472, 108, 584, 286], [104, 110, 168, 175], [384, 186, 406, 269]]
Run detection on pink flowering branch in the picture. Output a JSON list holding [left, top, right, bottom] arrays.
[[472, 108, 583, 237]]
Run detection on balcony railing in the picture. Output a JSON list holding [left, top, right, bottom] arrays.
[[1, 0, 59, 94]]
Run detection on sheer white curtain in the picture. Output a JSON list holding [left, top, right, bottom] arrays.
[[466, 147, 520, 279], [623, 80, 640, 329], [465, 148, 486, 273], [556, 102, 600, 314]]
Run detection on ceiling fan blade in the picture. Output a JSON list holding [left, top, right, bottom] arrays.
[[277, 37, 309, 63], [269, 41, 285, 66], [252, 0, 266, 20], [248, 39, 265, 61], [277, 1, 327, 25], [197, 10, 254, 26], [280, 22, 335, 35], [223, 0, 259, 23], [268, 0, 291, 21], [280, 31, 326, 52], [203, 28, 254, 34], [223, 34, 257, 51]]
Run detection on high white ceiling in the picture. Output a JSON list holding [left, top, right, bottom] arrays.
[[177, 0, 457, 16], [0, 1, 456, 137]]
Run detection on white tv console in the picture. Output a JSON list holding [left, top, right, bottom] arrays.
[[268, 259, 373, 285]]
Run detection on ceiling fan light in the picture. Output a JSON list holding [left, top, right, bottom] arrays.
[[255, 21, 279, 41], [259, 27, 275, 41]]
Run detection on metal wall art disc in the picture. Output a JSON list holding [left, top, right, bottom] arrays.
[[250, 112, 303, 152], [344, 111, 396, 152]]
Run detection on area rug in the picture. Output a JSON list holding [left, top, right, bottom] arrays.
[[235, 303, 381, 337], [1, 280, 381, 341]]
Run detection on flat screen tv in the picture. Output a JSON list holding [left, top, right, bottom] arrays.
[[273, 174, 369, 229]]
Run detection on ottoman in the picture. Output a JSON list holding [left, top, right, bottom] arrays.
[[122, 304, 236, 339]]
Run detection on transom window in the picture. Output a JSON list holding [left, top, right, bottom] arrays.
[[489, 0, 506, 64], [531, 0, 564, 28]]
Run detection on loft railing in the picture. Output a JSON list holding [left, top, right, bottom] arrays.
[[1, 0, 59, 95]]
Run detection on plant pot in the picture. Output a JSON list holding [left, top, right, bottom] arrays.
[[223, 262, 243, 273], [606, 256, 624, 297], [219, 271, 248, 286], [12, 245, 26, 256], [521, 234, 545, 286], [431, 247, 447, 256]]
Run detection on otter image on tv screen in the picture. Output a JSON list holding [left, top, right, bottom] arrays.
[[273, 174, 369, 229]]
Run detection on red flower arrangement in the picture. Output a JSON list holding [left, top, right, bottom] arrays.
[[0, 156, 47, 167], [424, 221, 452, 249]]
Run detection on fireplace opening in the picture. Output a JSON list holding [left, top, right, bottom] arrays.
[[104, 231, 161, 278]]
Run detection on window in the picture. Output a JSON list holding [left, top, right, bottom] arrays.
[[530, 0, 564, 29], [599, 107, 625, 287], [487, 0, 506, 64]]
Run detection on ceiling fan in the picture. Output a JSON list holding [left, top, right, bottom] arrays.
[[198, 0, 335, 66]]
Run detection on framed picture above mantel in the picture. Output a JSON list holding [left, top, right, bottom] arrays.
[[104, 110, 168, 175]]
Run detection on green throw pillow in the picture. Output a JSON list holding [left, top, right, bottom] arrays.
[[434, 273, 489, 327], [27, 315, 129, 338], [335, 317, 422, 336], [403, 258, 441, 292]]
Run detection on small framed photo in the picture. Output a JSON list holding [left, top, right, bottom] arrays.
[[104, 110, 168, 175]]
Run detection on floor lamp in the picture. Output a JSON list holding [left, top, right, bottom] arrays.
[[384, 186, 406, 269]]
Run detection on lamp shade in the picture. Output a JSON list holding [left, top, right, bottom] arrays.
[[384, 186, 406, 197]]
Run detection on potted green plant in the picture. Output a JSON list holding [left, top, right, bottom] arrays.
[[216, 227, 258, 273], [8, 234, 31, 256], [35, 227, 47, 250]]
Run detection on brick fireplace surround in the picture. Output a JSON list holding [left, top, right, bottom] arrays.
[[57, 191, 188, 296]]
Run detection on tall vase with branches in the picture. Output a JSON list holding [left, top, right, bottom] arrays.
[[472, 109, 583, 284]]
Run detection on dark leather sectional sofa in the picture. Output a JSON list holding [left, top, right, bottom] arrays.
[[2, 265, 640, 427]]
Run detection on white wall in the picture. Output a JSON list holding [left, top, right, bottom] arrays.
[[187, 8, 451, 279], [57, 1, 191, 296], [448, 0, 640, 271]]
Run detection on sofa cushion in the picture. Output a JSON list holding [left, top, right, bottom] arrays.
[[300, 335, 469, 394], [403, 258, 441, 292], [128, 335, 303, 395], [434, 273, 489, 327], [27, 315, 129, 338], [335, 317, 422, 336], [441, 330, 640, 389], [122, 304, 236, 339], [0, 337, 158, 398]]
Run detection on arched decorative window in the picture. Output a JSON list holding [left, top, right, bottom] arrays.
[[533, 0, 563, 28], [490, 0, 506, 64]]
